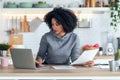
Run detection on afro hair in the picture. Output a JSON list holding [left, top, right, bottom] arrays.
[[44, 7, 78, 33]]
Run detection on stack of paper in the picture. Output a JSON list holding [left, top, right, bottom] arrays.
[[94, 59, 113, 65], [94, 59, 113, 69], [52, 65, 76, 70]]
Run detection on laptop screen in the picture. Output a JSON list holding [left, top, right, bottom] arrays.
[[10, 48, 36, 69]]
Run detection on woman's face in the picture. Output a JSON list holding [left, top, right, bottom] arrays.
[[51, 18, 65, 36]]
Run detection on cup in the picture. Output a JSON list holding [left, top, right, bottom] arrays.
[[109, 60, 118, 72], [0, 50, 8, 57], [0, 57, 8, 67], [2, 50, 7, 57]]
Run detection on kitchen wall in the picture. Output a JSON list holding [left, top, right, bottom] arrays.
[[1, 0, 120, 55]]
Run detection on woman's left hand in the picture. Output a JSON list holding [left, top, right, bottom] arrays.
[[86, 60, 94, 67]]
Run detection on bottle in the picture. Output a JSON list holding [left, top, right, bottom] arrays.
[[99, 47, 103, 56], [115, 49, 120, 61], [24, 15, 30, 32], [115, 38, 120, 60]]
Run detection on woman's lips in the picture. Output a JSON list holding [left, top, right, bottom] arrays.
[[53, 30, 58, 33]]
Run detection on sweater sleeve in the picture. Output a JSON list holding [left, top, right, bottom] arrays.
[[36, 35, 48, 61], [70, 35, 80, 62]]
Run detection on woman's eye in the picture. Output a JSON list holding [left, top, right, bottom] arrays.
[[52, 24, 59, 26], [52, 24, 54, 26], [56, 22, 61, 26], [52, 23, 61, 27], [56, 23, 59, 26]]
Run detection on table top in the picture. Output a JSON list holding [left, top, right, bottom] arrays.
[[0, 55, 119, 78], [0, 64, 120, 77]]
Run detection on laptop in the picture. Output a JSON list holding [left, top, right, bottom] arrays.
[[10, 48, 37, 69]]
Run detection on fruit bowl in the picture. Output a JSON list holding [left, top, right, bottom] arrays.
[[83, 44, 99, 51], [83, 46, 99, 50]]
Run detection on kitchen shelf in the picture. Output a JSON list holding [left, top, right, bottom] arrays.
[[1, 7, 110, 14], [1, 8, 53, 14], [70, 7, 109, 12]]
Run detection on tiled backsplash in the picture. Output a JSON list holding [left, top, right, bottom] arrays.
[[21, 13, 111, 54]]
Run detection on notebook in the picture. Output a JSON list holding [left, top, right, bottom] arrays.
[[10, 48, 39, 69]]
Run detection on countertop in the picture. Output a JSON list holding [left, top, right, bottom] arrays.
[[1, 55, 119, 78]]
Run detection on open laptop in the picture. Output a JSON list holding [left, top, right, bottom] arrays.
[[10, 48, 37, 69]]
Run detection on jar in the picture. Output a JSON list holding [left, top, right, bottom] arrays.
[[108, 0, 115, 7], [99, 0, 104, 7], [85, 0, 91, 7], [0, 57, 8, 67], [91, 0, 96, 7]]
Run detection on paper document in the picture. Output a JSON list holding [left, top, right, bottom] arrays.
[[71, 49, 99, 65], [52, 65, 76, 70], [94, 65, 109, 69], [94, 59, 113, 65]]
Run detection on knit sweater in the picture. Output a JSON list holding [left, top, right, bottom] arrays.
[[36, 31, 80, 64]]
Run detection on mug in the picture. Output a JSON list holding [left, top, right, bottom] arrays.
[[0, 57, 8, 67], [109, 60, 119, 72]]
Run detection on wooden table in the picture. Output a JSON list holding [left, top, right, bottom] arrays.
[[0, 55, 120, 79], [0, 64, 120, 77], [95, 55, 114, 59]]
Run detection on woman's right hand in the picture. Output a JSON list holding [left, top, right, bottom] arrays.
[[36, 58, 43, 67], [86, 60, 94, 67]]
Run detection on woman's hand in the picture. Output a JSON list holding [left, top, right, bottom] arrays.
[[86, 60, 94, 67], [36, 58, 43, 67]]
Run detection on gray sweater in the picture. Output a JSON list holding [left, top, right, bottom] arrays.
[[36, 31, 80, 64]]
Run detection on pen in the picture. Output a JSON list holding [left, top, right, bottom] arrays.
[[94, 64, 108, 66]]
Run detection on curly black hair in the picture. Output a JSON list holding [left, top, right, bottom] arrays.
[[44, 7, 78, 33]]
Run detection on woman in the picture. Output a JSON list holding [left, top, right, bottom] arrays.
[[36, 7, 93, 66]]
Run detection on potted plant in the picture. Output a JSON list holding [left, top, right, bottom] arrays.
[[110, 1, 120, 67], [0, 43, 11, 57], [110, 0, 120, 31]]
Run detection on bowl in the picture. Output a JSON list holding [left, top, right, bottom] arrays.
[[5, 2, 17, 8], [19, 2, 33, 8], [34, 3, 49, 8], [38, 1, 46, 4], [6, 4, 17, 8]]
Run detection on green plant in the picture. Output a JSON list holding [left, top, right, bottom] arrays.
[[110, 0, 120, 31], [0, 43, 11, 50]]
